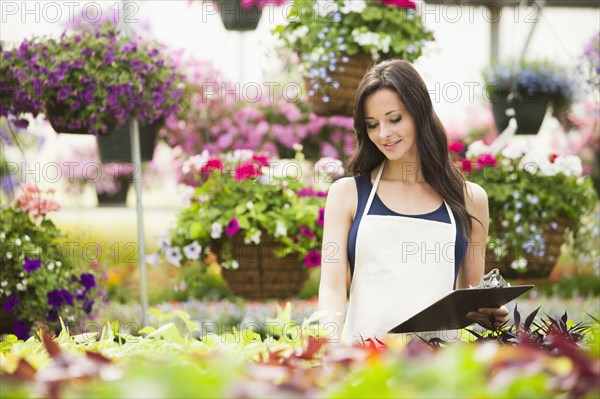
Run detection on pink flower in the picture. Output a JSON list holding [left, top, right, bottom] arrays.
[[458, 158, 473, 173], [381, 0, 417, 9], [304, 250, 321, 268], [251, 154, 269, 168], [299, 226, 316, 239], [448, 141, 465, 154], [235, 161, 261, 181], [15, 184, 61, 218], [225, 217, 240, 236], [200, 158, 223, 175], [475, 153, 498, 169]]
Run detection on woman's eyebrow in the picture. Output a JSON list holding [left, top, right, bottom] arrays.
[[365, 110, 401, 119]]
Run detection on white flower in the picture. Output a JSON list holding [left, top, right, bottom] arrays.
[[246, 201, 254, 210], [287, 26, 309, 44], [228, 149, 254, 163], [157, 236, 172, 251], [553, 155, 583, 177], [274, 221, 287, 238], [5, 290, 11, 296], [14, 238, 21, 246], [0, 232, 5, 239], [211, 222, 223, 239], [510, 257, 528, 270], [231, 260, 240, 270], [47, 263, 54, 271], [145, 253, 160, 266], [179, 185, 196, 206], [23, 235, 30, 241], [293, 143, 303, 152], [16, 283, 25, 291], [519, 151, 554, 176], [183, 150, 210, 174], [183, 241, 202, 261], [0, 281, 7, 287], [56, 261, 61, 267], [165, 246, 183, 267], [501, 141, 529, 159], [6, 252, 12, 259], [466, 140, 493, 158], [244, 231, 262, 245], [340, 0, 365, 14]]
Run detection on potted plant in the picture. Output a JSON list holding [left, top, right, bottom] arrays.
[[449, 140, 598, 278], [0, 185, 104, 340], [2, 23, 184, 161], [483, 60, 578, 135], [150, 150, 326, 300], [274, 0, 433, 116]]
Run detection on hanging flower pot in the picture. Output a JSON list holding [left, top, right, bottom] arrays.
[[512, 95, 551, 135], [215, 0, 262, 31], [45, 101, 118, 135], [96, 175, 131, 207], [96, 120, 162, 163], [307, 54, 374, 117], [490, 95, 511, 134], [218, 233, 309, 300]]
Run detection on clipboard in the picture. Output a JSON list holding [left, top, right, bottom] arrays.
[[388, 285, 534, 333]]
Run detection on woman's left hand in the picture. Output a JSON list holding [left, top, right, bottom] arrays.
[[466, 305, 510, 329]]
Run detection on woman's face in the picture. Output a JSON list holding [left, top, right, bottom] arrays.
[[364, 88, 418, 163]]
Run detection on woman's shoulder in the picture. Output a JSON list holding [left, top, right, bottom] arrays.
[[463, 181, 488, 213], [326, 176, 359, 216]]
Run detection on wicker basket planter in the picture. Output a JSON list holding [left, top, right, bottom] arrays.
[[218, 233, 308, 300], [307, 53, 374, 117], [485, 217, 571, 278]]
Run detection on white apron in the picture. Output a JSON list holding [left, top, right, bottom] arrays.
[[342, 162, 456, 345]]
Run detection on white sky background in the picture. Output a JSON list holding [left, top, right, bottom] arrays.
[[1, 0, 599, 126]]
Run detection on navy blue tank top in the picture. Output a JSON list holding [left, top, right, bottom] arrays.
[[348, 174, 468, 288]]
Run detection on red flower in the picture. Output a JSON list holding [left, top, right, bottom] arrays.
[[381, 0, 417, 9], [235, 161, 261, 181], [475, 153, 498, 169], [200, 158, 223, 175], [448, 141, 465, 154], [304, 250, 321, 268], [458, 158, 473, 172], [549, 153, 558, 163]]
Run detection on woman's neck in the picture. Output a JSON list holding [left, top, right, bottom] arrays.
[[381, 158, 424, 184]]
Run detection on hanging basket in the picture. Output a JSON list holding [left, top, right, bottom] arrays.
[[490, 95, 511, 134], [96, 120, 161, 163], [217, 233, 309, 300], [485, 217, 571, 279], [307, 53, 374, 117], [512, 95, 550, 135], [96, 177, 131, 207], [45, 101, 102, 134], [216, 0, 262, 31]]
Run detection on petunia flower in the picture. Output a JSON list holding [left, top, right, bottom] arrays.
[[316, 208, 325, 226], [2, 294, 19, 313], [22, 258, 41, 273], [225, 217, 240, 236], [304, 250, 322, 268], [299, 226, 316, 239], [165, 246, 183, 267], [79, 273, 96, 291], [183, 241, 202, 260]]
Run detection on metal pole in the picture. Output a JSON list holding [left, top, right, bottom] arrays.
[[489, 4, 501, 63], [120, 0, 149, 328]]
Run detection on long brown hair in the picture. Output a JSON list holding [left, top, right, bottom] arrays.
[[347, 59, 475, 239]]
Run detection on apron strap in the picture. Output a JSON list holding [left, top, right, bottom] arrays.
[[362, 162, 385, 220]]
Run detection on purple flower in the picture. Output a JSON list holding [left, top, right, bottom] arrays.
[[45, 308, 58, 322], [304, 250, 321, 268], [13, 119, 29, 129], [61, 290, 74, 306], [151, 91, 164, 106], [47, 290, 63, 307], [225, 217, 240, 237], [81, 47, 94, 57], [15, 70, 27, 82], [56, 85, 70, 101], [23, 258, 41, 273], [69, 100, 81, 110], [2, 294, 19, 313], [130, 59, 143, 70], [79, 273, 96, 291], [121, 42, 137, 53], [13, 319, 30, 341], [83, 299, 94, 315]]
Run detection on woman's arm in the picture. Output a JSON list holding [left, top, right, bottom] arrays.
[[459, 181, 509, 326], [318, 177, 356, 343]]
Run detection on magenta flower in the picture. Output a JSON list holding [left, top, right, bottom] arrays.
[[225, 217, 240, 236], [304, 250, 321, 268], [475, 153, 499, 169], [22, 258, 41, 273], [381, 0, 417, 9], [235, 162, 261, 181], [299, 226, 316, 239], [316, 208, 325, 226], [448, 141, 465, 154]]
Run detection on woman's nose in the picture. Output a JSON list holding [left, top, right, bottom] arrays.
[[379, 122, 392, 138]]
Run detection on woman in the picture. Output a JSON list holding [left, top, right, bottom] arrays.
[[318, 59, 509, 345]]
